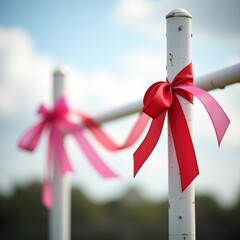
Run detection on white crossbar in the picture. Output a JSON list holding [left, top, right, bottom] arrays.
[[92, 62, 240, 124]]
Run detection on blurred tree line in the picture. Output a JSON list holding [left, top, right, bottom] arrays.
[[0, 182, 239, 240]]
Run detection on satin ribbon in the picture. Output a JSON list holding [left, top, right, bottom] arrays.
[[79, 112, 150, 151], [18, 96, 118, 208], [134, 63, 230, 191]]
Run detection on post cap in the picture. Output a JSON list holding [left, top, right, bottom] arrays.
[[53, 69, 64, 78], [166, 8, 192, 19], [53, 66, 69, 78]]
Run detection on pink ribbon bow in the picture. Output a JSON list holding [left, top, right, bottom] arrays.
[[18, 96, 118, 208], [134, 63, 230, 191]]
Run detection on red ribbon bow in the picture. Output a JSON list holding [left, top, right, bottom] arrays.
[[18, 96, 117, 208], [134, 63, 230, 191]]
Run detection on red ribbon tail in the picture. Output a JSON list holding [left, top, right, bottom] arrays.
[[80, 112, 150, 151], [168, 95, 199, 191], [124, 112, 150, 148], [133, 112, 166, 177], [80, 113, 120, 151]]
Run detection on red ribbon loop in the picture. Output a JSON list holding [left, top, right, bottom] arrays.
[[143, 81, 172, 119]]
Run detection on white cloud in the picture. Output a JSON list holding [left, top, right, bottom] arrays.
[[66, 49, 166, 116], [121, 49, 166, 78], [113, 0, 155, 22], [0, 27, 55, 116], [66, 68, 142, 114], [111, 0, 165, 38], [0, 26, 165, 118]]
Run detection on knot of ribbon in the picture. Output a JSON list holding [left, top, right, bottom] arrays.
[[18, 96, 118, 208], [134, 63, 230, 191]]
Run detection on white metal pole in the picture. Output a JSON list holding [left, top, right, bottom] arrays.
[[195, 62, 240, 91], [49, 69, 71, 240], [166, 9, 195, 240]]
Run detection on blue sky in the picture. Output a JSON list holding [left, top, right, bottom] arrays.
[[0, 0, 240, 206]]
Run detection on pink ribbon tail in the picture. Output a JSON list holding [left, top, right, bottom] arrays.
[[42, 124, 74, 209], [42, 180, 52, 209], [65, 122, 118, 178], [175, 85, 230, 146], [41, 127, 56, 208], [52, 125, 74, 175], [18, 121, 46, 151]]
